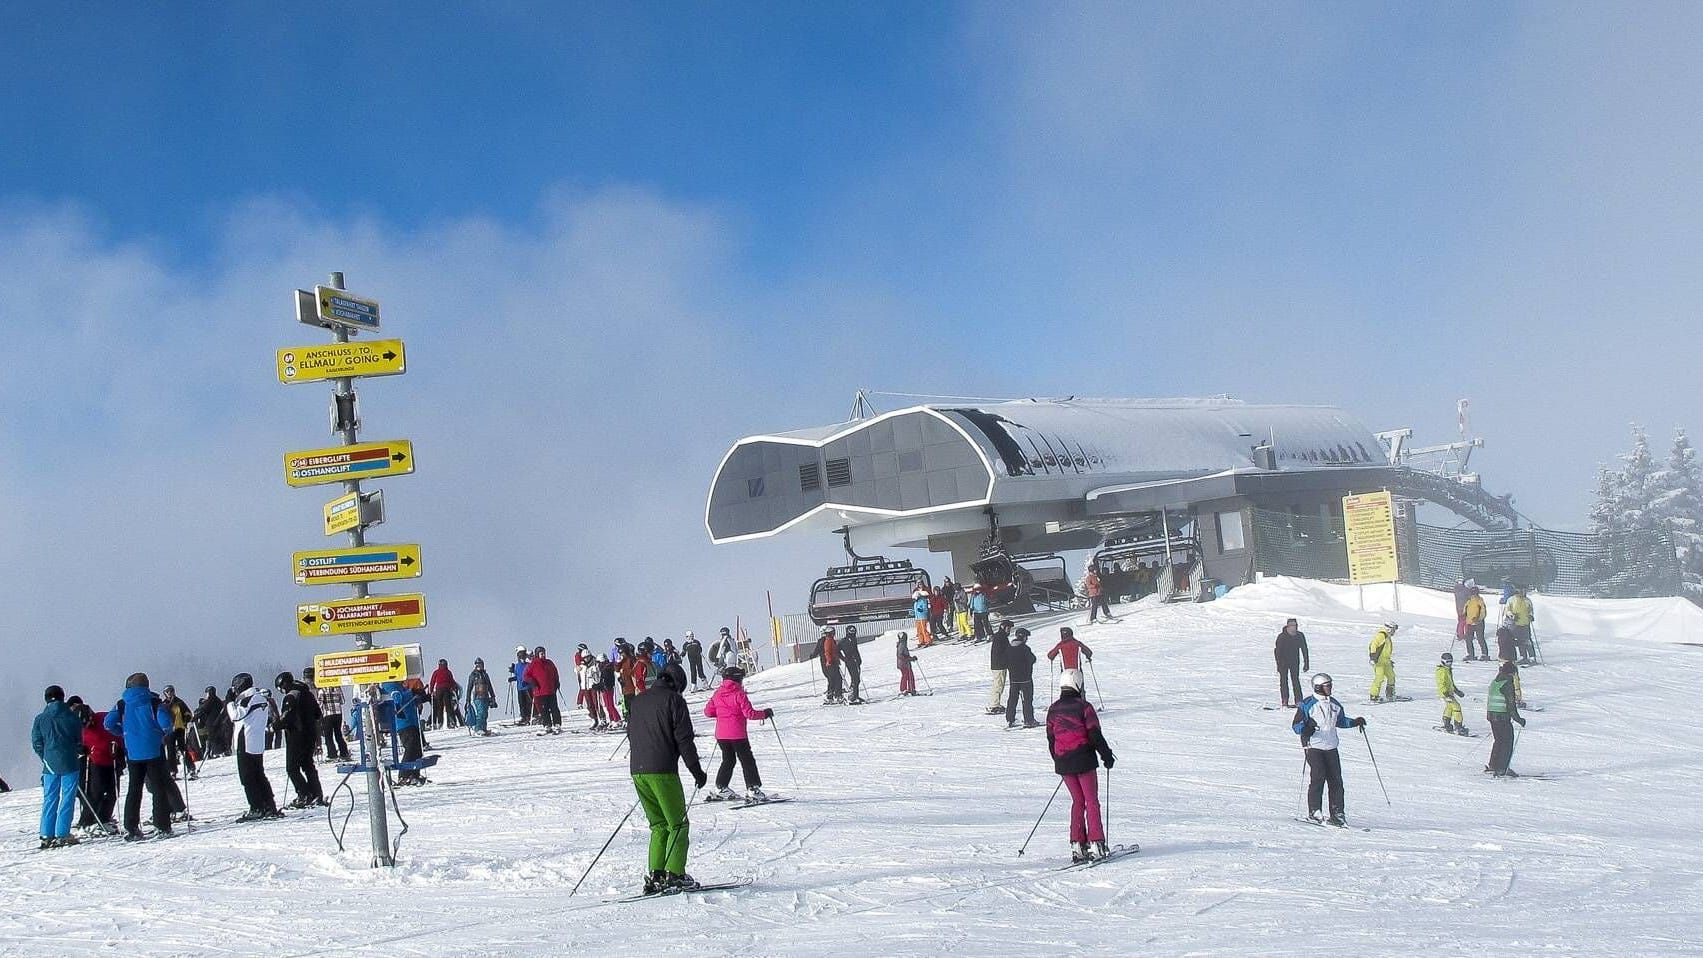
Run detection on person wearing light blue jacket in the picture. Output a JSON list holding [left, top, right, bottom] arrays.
[[970, 584, 991, 641], [31, 686, 85, 849], [104, 673, 178, 840], [384, 681, 427, 784], [1290, 673, 1365, 827]]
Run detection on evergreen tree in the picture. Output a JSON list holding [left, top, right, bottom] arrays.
[[1652, 429, 1703, 602], [1582, 464, 1626, 598], [1582, 426, 1679, 598]]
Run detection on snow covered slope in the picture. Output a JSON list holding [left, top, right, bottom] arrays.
[[1, 579, 1698, 956]]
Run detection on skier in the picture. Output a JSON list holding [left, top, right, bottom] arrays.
[[1046, 626, 1093, 671], [274, 672, 325, 808], [107, 673, 179, 840], [1292, 673, 1366, 826], [986, 619, 1012, 715], [1005, 627, 1039, 728], [509, 646, 533, 726], [1045, 669, 1116, 862], [1485, 660, 1527, 777], [970, 583, 991, 641], [1368, 622, 1399, 702], [709, 628, 731, 674], [683, 631, 706, 691], [79, 706, 121, 833], [160, 686, 197, 781], [953, 584, 972, 640], [896, 632, 919, 696], [1463, 584, 1489, 661], [596, 653, 624, 726], [1274, 619, 1310, 708], [702, 666, 774, 802], [928, 586, 948, 641], [1436, 653, 1470, 736], [226, 673, 282, 821], [32, 685, 85, 850], [912, 588, 933, 647], [1084, 565, 1116, 624], [306, 669, 352, 762], [838, 624, 865, 704], [577, 653, 605, 729], [1453, 577, 1473, 646], [464, 657, 497, 735], [429, 659, 456, 729], [383, 680, 428, 784], [815, 626, 845, 704], [617, 647, 642, 719], [572, 644, 595, 713], [524, 646, 563, 734], [627, 665, 709, 894], [1507, 586, 1537, 665]]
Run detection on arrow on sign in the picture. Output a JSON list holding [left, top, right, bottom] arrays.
[[401, 556, 415, 566], [392, 452, 407, 463], [382, 350, 397, 360], [302, 612, 320, 627]]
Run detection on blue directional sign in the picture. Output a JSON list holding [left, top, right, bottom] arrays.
[[314, 286, 381, 332]]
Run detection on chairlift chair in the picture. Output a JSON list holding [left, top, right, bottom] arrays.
[[807, 528, 932, 626]]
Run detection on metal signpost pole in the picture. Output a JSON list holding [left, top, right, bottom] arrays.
[[325, 270, 393, 868]]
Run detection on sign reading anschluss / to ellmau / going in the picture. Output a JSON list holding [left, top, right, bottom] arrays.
[[283, 440, 414, 487], [277, 339, 405, 384], [298, 593, 427, 638]]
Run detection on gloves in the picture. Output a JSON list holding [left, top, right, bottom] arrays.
[[763, 708, 775, 719], [1102, 753, 1115, 769], [1301, 718, 1319, 736], [1367, 653, 1378, 664], [1515, 717, 1527, 728], [1354, 717, 1367, 728], [692, 768, 708, 789]]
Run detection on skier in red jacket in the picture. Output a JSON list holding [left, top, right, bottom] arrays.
[[1047, 627, 1093, 670], [522, 647, 562, 734]]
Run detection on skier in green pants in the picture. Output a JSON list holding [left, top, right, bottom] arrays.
[[626, 667, 708, 894]]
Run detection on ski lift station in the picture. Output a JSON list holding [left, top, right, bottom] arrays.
[[705, 397, 1522, 622]]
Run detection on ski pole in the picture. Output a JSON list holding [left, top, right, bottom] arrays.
[[1048, 662, 1055, 703], [770, 718, 800, 789], [1299, 750, 1309, 818], [570, 798, 641, 896], [1360, 727, 1391, 806], [1017, 778, 1064, 856], [1102, 765, 1111, 846], [608, 733, 629, 763], [915, 658, 934, 695], [47, 759, 115, 837], [1088, 659, 1104, 711]]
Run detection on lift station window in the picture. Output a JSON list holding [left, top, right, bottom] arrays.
[[799, 462, 822, 492], [747, 477, 765, 499], [826, 458, 853, 488]]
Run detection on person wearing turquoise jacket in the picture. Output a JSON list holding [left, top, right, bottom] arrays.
[[31, 685, 85, 849], [384, 681, 427, 784], [970, 584, 992, 641]]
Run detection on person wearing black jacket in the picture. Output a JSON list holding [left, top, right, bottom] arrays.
[[1274, 618, 1311, 708], [274, 673, 324, 808], [986, 620, 1012, 715], [683, 633, 706, 691], [626, 668, 708, 895], [194, 687, 230, 759], [838, 625, 865, 704], [1004, 628, 1039, 728]]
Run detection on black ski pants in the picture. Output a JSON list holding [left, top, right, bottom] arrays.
[[80, 763, 118, 828], [236, 748, 278, 814], [1088, 595, 1113, 622], [1005, 680, 1036, 725], [321, 713, 350, 761], [973, 612, 991, 641], [165, 729, 195, 776], [397, 726, 424, 783], [1464, 622, 1488, 659], [714, 739, 763, 790], [1305, 747, 1345, 817], [1488, 714, 1516, 773], [845, 661, 862, 701], [1277, 661, 1304, 705], [687, 654, 706, 687], [823, 666, 844, 698], [533, 692, 561, 730], [284, 731, 323, 802], [123, 756, 173, 834], [432, 690, 455, 728]]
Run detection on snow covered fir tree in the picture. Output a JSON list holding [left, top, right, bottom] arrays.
[[1582, 425, 1702, 601]]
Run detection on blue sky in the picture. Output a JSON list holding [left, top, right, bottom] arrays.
[[2, 2, 1700, 775]]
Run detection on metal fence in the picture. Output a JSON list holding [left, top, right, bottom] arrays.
[[1252, 508, 1682, 598]]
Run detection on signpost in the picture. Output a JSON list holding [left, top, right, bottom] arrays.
[[312, 646, 411, 687], [298, 593, 428, 637], [283, 439, 414, 487], [1344, 490, 1400, 585], [277, 339, 406, 384], [293, 544, 422, 586]]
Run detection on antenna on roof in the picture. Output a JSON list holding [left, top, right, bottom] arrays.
[[850, 389, 877, 421]]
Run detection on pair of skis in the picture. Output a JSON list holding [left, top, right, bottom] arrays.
[[608, 877, 755, 903], [1054, 843, 1140, 870]]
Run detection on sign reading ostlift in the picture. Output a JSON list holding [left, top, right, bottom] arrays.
[[312, 646, 410, 687], [293, 544, 421, 586], [277, 339, 405, 384], [299, 593, 427, 638], [284, 440, 413, 487]]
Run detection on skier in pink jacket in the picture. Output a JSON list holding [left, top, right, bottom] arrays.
[[702, 667, 774, 803]]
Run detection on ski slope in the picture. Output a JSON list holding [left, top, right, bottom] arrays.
[[1, 577, 1698, 956]]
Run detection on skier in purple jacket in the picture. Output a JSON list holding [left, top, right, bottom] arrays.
[[1045, 669, 1116, 862]]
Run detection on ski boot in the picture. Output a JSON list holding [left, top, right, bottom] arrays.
[[1022, 721, 1042, 728], [665, 872, 700, 892], [705, 786, 738, 803], [1071, 842, 1090, 864], [643, 869, 668, 895], [1308, 810, 1326, 824], [748, 787, 768, 804], [38, 837, 53, 851], [985, 707, 1003, 715], [1328, 814, 1346, 827], [123, 830, 147, 843], [1456, 725, 1472, 737], [1093, 840, 1111, 859], [1441, 719, 1455, 734]]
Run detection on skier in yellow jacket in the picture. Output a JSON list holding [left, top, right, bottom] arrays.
[[1368, 622, 1398, 702], [1462, 587, 1489, 661], [1435, 653, 1469, 735]]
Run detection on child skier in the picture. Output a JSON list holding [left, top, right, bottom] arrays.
[[1367, 622, 1398, 702], [1292, 673, 1367, 827], [896, 632, 918, 696], [1435, 653, 1469, 735], [701, 667, 774, 803], [1045, 669, 1116, 862]]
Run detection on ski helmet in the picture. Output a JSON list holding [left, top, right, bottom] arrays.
[[1311, 673, 1333, 693], [1059, 626, 1074, 640], [230, 672, 254, 695], [274, 671, 293, 691], [1383, 621, 1400, 632], [1440, 652, 1454, 665], [722, 666, 746, 682], [819, 624, 834, 636], [1060, 669, 1084, 693], [534, 645, 546, 655], [515, 645, 528, 656], [684, 630, 695, 640], [720, 627, 731, 636], [301, 666, 314, 680], [1012, 627, 1030, 643], [474, 657, 485, 667], [845, 625, 858, 638]]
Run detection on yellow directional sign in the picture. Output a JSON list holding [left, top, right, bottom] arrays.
[[312, 646, 410, 687], [324, 491, 361, 535], [298, 593, 427, 638], [293, 544, 422, 586], [284, 440, 414, 487], [277, 339, 406, 384]]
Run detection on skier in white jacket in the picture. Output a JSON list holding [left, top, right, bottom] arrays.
[[1290, 673, 1365, 827]]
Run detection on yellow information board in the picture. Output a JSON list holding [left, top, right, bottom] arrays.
[[284, 440, 414, 487], [323, 491, 361, 535], [293, 544, 421, 586], [312, 646, 410, 687], [1343, 491, 1399, 584], [277, 339, 405, 384], [298, 593, 427, 637]]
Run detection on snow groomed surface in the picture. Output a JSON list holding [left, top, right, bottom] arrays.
[[0, 576, 1697, 956]]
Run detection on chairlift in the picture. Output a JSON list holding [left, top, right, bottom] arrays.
[[970, 510, 1029, 610], [807, 527, 931, 626]]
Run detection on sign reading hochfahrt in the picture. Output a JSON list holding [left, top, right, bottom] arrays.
[[1343, 490, 1399, 585], [298, 593, 427, 638]]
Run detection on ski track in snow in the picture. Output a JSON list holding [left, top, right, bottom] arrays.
[[1, 577, 1700, 956]]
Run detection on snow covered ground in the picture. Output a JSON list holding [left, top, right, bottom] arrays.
[[1, 576, 1699, 956]]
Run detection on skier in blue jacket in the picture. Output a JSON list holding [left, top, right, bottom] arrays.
[[1291, 673, 1366, 827], [509, 646, 533, 725], [31, 685, 85, 849], [104, 673, 179, 840], [385, 681, 428, 785]]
